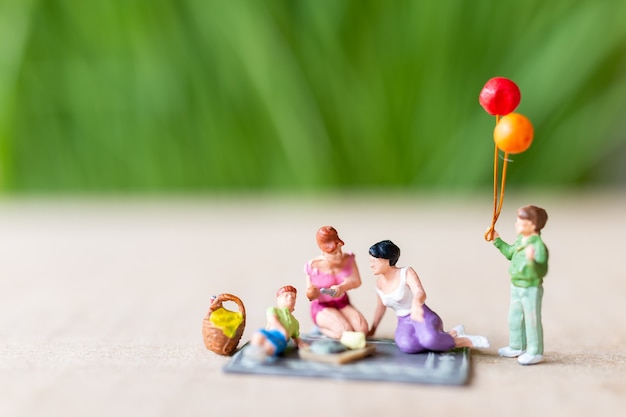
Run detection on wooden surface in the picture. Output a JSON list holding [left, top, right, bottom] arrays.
[[0, 191, 624, 416]]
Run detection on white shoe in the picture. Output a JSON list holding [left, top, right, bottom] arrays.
[[451, 324, 465, 337], [498, 346, 524, 357], [518, 353, 544, 365], [464, 334, 490, 348]]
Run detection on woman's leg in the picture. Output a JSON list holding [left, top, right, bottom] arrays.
[[416, 306, 456, 352], [315, 307, 353, 339], [245, 329, 280, 360], [339, 304, 369, 334], [395, 315, 425, 353]]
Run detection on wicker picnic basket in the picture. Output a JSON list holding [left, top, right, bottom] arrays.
[[202, 293, 246, 356]]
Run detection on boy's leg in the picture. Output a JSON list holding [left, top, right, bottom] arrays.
[[521, 286, 544, 356], [508, 285, 526, 351]]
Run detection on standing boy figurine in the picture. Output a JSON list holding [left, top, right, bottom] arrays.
[[244, 285, 305, 362], [490, 205, 548, 365]]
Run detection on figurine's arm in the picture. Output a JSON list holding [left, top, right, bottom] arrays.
[[523, 240, 548, 277], [526, 240, 547, 263], [368, 295, 386, 337], [293, 335, 308, 349], [493, 236, 515, 260], [406, 267, 426, 322], [287, 314, 307, 349], [305, 271, 320, 301], [332, 256, 362, 297]]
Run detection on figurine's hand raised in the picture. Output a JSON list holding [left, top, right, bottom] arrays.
[[525, 245, 535, 260]]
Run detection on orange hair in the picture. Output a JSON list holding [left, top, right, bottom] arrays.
[[276, 285, 297, 297], [316, 226, 344, 253]]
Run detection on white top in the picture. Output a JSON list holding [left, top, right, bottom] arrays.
[[375, 267, 413, 317]]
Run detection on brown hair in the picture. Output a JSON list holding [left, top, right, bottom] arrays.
[[316, 226, 344, 253], [276, 285, 297, 297], [518, 205, 548, 233]]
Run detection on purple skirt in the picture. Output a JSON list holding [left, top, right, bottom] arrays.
[[395, 304, 455, 353]]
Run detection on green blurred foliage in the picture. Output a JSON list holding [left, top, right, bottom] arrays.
[[0, 0, 625, 193]]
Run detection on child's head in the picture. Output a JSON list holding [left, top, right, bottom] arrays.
[[517, 205, 548, 233], [276, 285, 297, 297], [276, 285, 297, 309]]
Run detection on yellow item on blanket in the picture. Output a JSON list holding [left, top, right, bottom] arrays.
[[209, 307, 244, 339], [340, 331, 366, 349]]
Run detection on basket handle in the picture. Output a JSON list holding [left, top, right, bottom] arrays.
[[206, 293, 246, 319]]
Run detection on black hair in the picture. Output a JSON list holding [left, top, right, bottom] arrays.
[[368, 240, 401, 266]]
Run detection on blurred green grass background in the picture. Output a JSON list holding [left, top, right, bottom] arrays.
[[0, 0, 625, 193]]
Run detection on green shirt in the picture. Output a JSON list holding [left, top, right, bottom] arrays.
[[267, 307, 300, 338], [494, 234, 548, 287]]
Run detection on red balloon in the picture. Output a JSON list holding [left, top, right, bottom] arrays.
[[479, 77, 521, 116]]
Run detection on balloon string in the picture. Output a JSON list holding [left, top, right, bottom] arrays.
[[484, 115, 509, 241], [496, 153, 509, 221], [484, 144, 499, 241]]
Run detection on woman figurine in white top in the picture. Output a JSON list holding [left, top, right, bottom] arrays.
[[367, 240, 489, 353]]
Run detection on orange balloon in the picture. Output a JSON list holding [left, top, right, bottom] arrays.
[[493, 113, 534, 154]]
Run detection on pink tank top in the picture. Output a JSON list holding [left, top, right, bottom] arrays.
[[304, 253, 354, 304]]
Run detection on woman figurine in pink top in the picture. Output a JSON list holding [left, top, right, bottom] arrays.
[[304, 226, 368, 339]]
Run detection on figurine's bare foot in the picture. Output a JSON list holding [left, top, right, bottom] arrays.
[[465, 335, 490, 348], [449, 324, 465, 337], [455, 334, 490, 348], [451, 326, 489, 348]]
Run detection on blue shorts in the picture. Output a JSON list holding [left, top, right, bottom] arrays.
[[259, 329, 288, 355]]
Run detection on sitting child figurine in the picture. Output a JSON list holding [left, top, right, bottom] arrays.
[[244, 285, 306, 362]]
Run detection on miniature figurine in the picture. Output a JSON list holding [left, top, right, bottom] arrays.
[[489, 205, 548, 365], [367, 240, 489, 353], [243, 285, 305, 362], [304, 226, 368, 339]]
